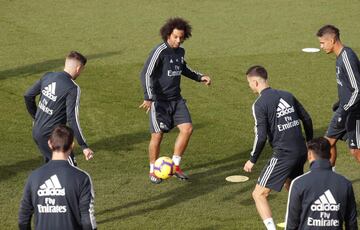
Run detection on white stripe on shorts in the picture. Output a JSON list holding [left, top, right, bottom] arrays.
[[259, 157, 278, 187], [151, 102, 160, 133]]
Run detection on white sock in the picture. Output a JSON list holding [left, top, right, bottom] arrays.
[[172, 155, 181, 166], [150, 164, 154, 173], [263, 218, 276, 230], [332, 166, 336, 172]]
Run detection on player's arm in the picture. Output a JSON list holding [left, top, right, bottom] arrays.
[[345, 183, 358, 229], [140, 46, 164, 101], [139, 46, 163, 112], [285, 182, 302, 230], [18, 179, 33, 230], [182, 61, 211, 85], [342, 50, 360, 112], [66, 87, 93, 160], [294, 97, 313, 141], [79, 175, 97, 230], [249, 103, 268, 164], [24, 80, 41, 120]]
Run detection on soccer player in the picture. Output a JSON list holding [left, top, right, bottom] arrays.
[[18, 125, 97, 230], [243, 66, 313, 230], [139, 17, 211, 184], [317, 25, 360, 166], [285, 137, 358, 229], [24, 51, 94, 165]]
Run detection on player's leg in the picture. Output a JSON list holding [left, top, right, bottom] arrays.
[[252, 185, 276, 230], [325, 109, 346, 167], [33, 129, 52, 163], [346, 115, 360, 163], [325, 137, 338, 166], [173, 99, 193, 180], [148, 101, 169, 184], [174, 123, 193, 157], [149, 132, 164, 163]]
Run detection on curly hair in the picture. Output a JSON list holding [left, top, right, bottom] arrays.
[[160, 17, 192, 42]]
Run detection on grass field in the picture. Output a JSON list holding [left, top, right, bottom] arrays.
[[1, 0, 360, 229]]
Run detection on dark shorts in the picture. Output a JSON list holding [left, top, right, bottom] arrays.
[[32, 128, 77, 165], [326, 108, 360, 149], [257, 155, 306, 192], [149, 99, 192, 133]]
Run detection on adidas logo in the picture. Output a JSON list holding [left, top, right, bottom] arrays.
[[310, 189, 340, 211], [37, 175, 65, 196], [170, 59, 173, 63], [41, 82, 57, 102], [276, 98, 294, 118]]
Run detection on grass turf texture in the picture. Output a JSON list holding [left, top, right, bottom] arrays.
[[1, 0, 360, 229]]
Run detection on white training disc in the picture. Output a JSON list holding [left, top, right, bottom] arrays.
[[277, 222, 285, 228], [225, 175, 249, 183], [302, 47, 320, 53]]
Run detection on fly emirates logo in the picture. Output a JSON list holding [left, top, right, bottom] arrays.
[[276, 98, 300, 132], [37, 175, 67, 213], [308, 190, 340, 227]]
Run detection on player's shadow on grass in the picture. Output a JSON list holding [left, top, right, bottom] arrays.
[[96, 149, 253, 224], [0, 51, 122, 80], [91, 123, 205, 152], [0, 157, 42, 183]]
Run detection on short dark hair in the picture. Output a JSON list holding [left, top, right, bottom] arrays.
[[246, 65, 268, 80], [316, 25, 340, 41], [49, 125, 74, 152], [307, 137, 331, 160], [160, 17, 192, 42], [67, 51, 87, 66]]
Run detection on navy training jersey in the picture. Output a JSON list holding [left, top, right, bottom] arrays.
[[140, 42, 203, 101], [250, 88, 313, 163], [285, 160, 357, 229], [336, 47, 360, 113], [24, 71, 88, 149], [18, 160, 97, 230]]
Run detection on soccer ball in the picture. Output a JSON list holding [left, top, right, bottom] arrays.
[[154, 157, 175, 179]]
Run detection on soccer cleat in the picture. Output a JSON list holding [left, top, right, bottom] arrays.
[[174, 166, 189, 180], [149, 173, 163, 184]]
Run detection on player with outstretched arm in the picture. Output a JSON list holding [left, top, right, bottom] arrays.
[[24, 51, 94, 165], [243, 65, 313, 230], [139, 17, 211, 184]]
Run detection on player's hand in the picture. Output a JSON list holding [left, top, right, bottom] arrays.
[[201, 76, 211, 86], [83, 148, 94, 160], [243, 160, 254, 173], [139, 100, 152, 114]]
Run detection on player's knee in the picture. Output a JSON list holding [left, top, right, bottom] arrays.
[[151, 133, 163, 143], [180, 124, 193, 135], [350, 149, 360, 162], [252, 187, 269, 200]]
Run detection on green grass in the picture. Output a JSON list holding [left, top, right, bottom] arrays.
[[1, 0, 360, 229]]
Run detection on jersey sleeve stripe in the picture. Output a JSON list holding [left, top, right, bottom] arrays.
[[71, 80, 87, 144], [145, 43, 167, 100], [75, 85, 87, 143], [342, 51, 359, 111], [250, 97, 261, 156]]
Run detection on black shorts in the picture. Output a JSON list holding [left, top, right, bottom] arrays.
[[257, 155, 306, 192], [32, 128, 77, 165], [149, 99, 192, 133], [326, 108, 360, 149]]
